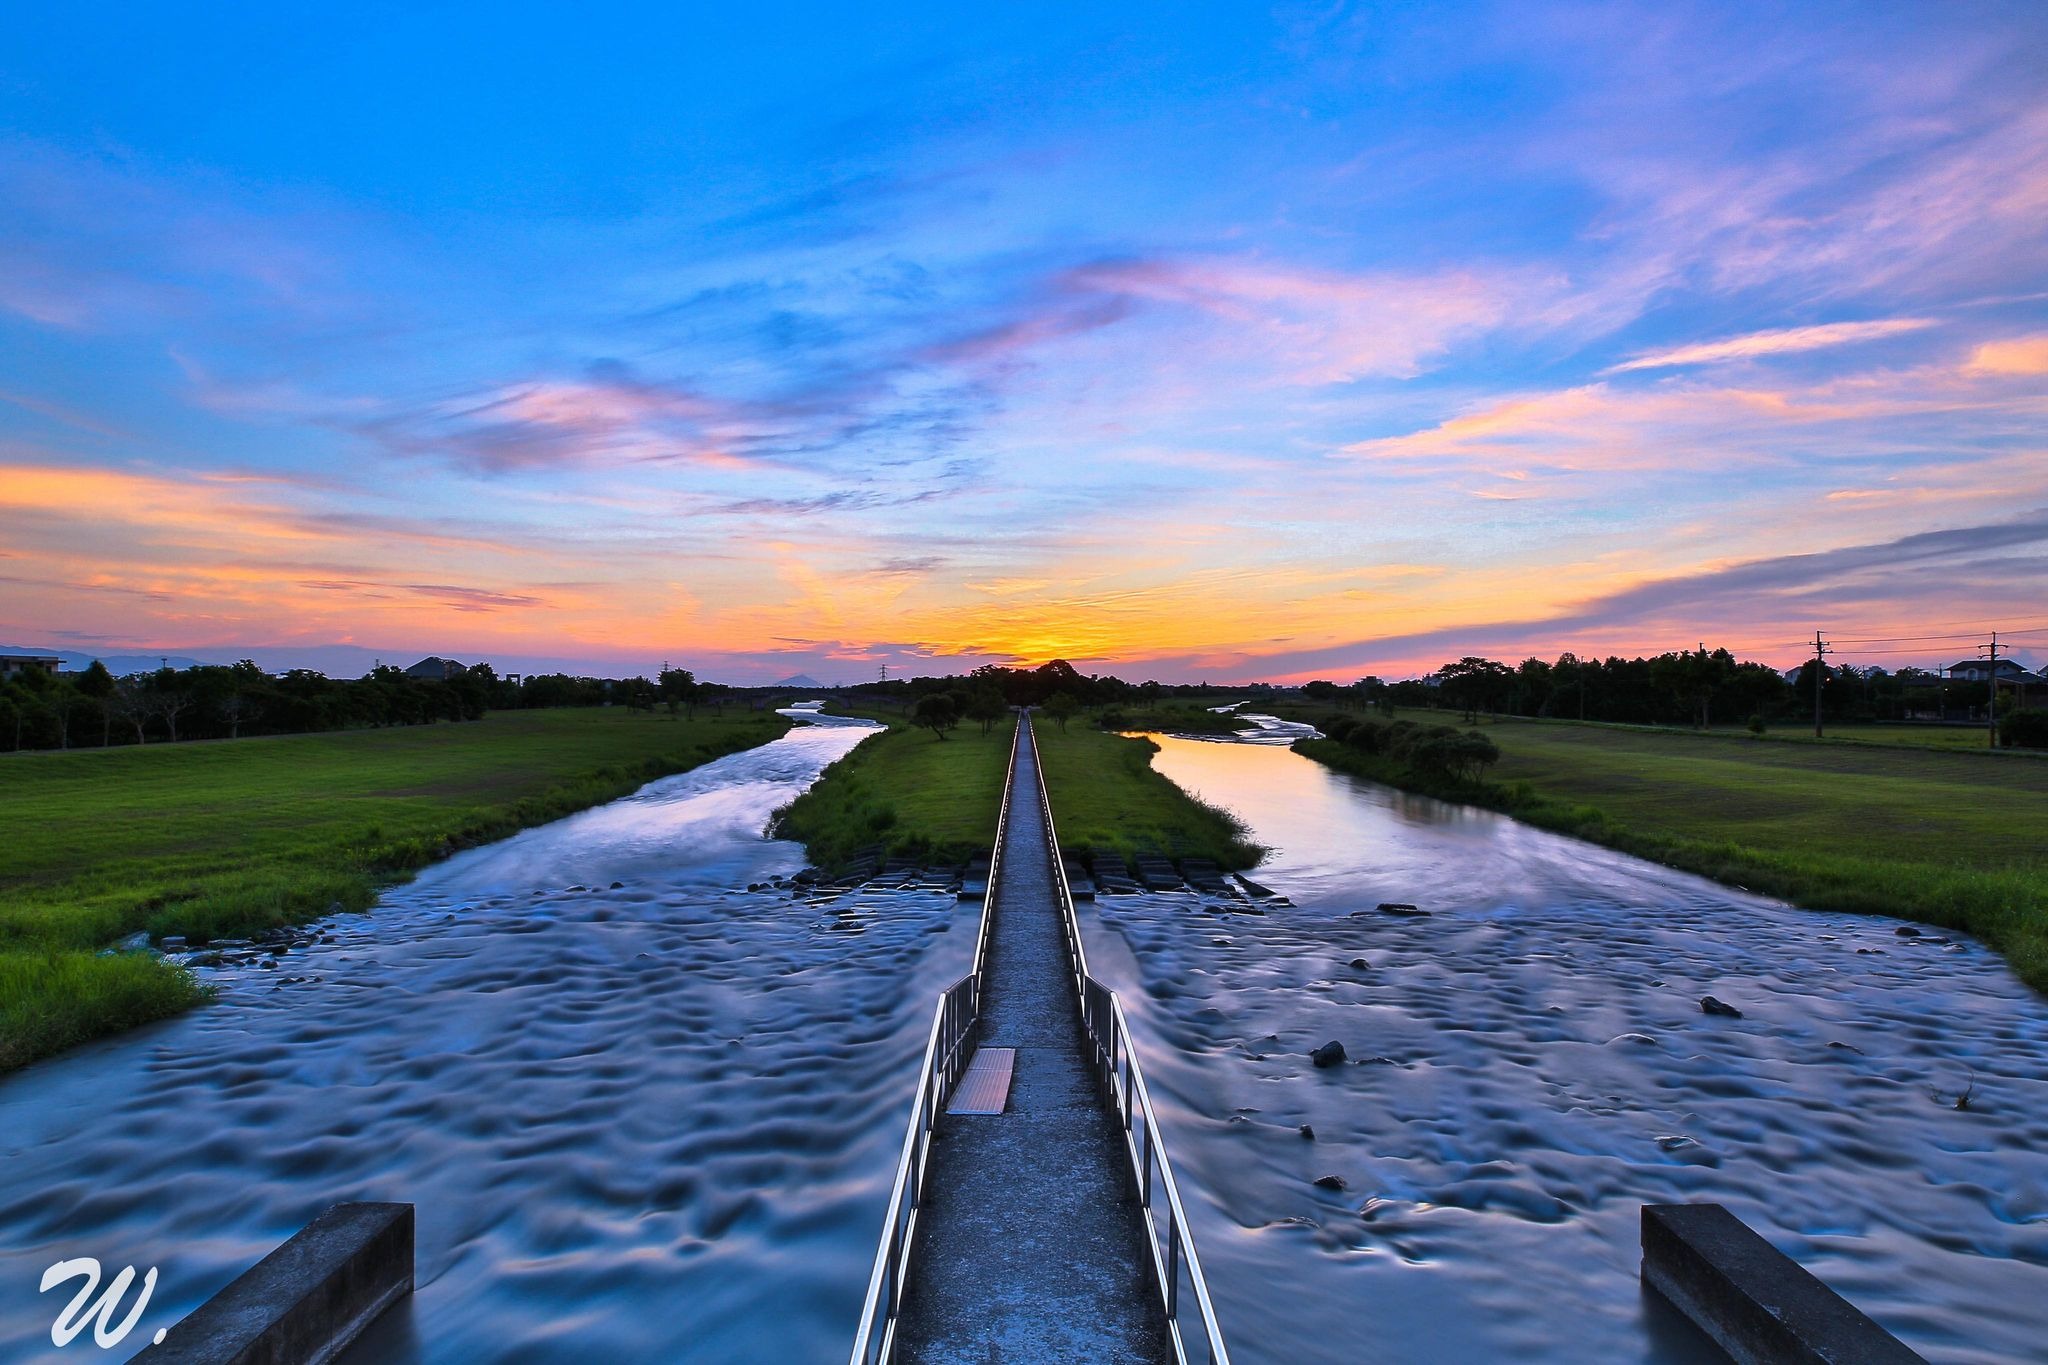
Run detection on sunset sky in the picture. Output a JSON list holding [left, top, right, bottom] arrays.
[[3, 2, 2045, 683]]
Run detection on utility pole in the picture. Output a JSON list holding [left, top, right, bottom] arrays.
[[1811, 630, 1830, 738], [1982, 632, 2001, 749]]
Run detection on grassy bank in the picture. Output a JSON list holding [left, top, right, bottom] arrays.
[[1034, 722, 1263, 869], [1293, 717, 2048, 991], [1, 706, 790, 1072], [773, 711, 1016, 868]]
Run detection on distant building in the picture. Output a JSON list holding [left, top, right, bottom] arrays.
[[404, 656, 467, 681], [0, 653, 62, 679], [1946, 658, 2041, 684]]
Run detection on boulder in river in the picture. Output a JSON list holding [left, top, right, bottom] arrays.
[[1300, 1124, 1316, 1140], [1313, 1174, 1347, 1191], [1310, 1040, 1348, 1068], [1378, 903, 1428, 917], [1349, 957, 1370, 970], [1700, 995, 1744, 1018]]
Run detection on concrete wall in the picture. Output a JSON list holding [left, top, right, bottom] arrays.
[[1642, 1204, 1924, 1364], [135, 1202, 413, 1365]]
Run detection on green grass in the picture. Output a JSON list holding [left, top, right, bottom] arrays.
[[1033, 721, 1264, 869], [773, 711, 1018, 868], [0, 707, 790, 1071], [1293, 715, 2048, 991]]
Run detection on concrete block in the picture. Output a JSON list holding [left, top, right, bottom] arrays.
[[1641, 1204, 1924, 1364], [135, 1202, 414, 1365]]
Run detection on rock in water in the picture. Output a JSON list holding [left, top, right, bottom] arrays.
[[1310, 1040, 1348, 1068], [1300, 1124, 1316, 1141], [1313, 1174, 1347, 1191], [1700, 995, 1744, 1018], [1349, 957, 1370, 970], [1378, 902, 1427, 917], [1895, 925, 1920, 938]]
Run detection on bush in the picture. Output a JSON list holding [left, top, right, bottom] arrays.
[[2001, 709, 2048, 750]]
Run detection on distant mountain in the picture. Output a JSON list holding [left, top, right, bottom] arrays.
[[0, 645, 225, 674], [771, 673, 828, 689]]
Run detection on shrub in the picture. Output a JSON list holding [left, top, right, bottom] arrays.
[[2001, 709, 2048, 750]]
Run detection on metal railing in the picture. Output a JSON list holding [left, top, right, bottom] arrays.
[[1033, 718, 1232, 1365], [848, 715, 1020, 1365]]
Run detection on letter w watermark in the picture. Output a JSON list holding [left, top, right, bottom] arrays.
[[40, 1257, 163, 1349]]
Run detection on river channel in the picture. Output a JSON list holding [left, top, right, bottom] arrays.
[[0, 712, 979, 1363], [1077, 727, 2048, 1364]]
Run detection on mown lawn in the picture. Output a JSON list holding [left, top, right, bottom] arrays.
[[1032, 720, 1263, 869], [1294, 714, 2048, 991], [774, 710, 1017, 867], [1, 706, 790, 1071]]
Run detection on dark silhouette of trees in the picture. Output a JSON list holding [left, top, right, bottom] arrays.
[[912, 693, 961, 739], [1043, 692, 1078, 731]]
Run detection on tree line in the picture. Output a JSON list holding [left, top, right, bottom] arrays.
[[0, 661, 733, 752], [1303, 647, 2026, 729]]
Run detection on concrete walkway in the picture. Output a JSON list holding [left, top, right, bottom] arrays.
[[895, 719, 1171, 1365]]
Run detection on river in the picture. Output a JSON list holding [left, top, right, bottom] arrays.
[[0, 712, 978, 1364], [1080, 729, 2048, 1365]]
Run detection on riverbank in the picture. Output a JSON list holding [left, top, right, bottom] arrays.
[[1292, 716, 2048, 991], [0, 707, 791, 1071], [772, 710, 1016, 868], [1034, 722, 1264, 868]]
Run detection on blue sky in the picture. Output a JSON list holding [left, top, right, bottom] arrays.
[[3, 2, 2045, 681]]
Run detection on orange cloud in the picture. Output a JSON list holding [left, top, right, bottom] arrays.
[[1965, 334, 2048, 376]]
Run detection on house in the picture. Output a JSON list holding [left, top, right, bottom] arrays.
[[404, 656, 467, 681], [1946, 658, 2041, 685], [0, 653, 62, 679]]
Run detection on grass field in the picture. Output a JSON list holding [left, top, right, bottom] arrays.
[[1294, 715, 2048, 991], [773, 710, 1016, 867], [1033, 721, 1263, 868], [1, 707, 790, 1071]]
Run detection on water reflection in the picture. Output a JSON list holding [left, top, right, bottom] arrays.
[[1086, 734, 2048, 1365], [0, 713, 975, 1363]]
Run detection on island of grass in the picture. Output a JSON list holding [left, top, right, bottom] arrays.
[[772, 709, 1017, 868], [1288, 710, 2048, 991], [1, 706, 791, 1072], [773, 707, 1261, 873], [1033, 721, 1262, 869]]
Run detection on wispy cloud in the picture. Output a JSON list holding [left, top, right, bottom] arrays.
[[1607, 319, 1936, 372]]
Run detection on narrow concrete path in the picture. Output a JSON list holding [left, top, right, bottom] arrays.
[[895, 719, 1171, 1365]]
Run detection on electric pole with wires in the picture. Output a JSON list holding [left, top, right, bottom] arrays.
[[1810, 630, 1831, 738], [1982, 632, 2001, 749]]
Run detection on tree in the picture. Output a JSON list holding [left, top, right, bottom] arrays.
[[111, 675, 152, 743], [220, 660, 266, 738], [658, 667, 696, 718], [619, 676, 658, 712], [966, 687, 1007, 735], [76, 660, 116, 746], [147, 670, 196, 742], [1436, 657, 1513, 722], [911, 692, 960, 740], [1043, 692, 1079, 731]]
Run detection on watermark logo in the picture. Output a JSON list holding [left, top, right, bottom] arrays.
[[39, 1258, 167, 1350]]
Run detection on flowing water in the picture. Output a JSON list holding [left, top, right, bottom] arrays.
[[1083, 734, 2048, 1365], [0, 713, 978, 1364]]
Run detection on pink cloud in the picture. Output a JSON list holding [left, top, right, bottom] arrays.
[[1059, 256, 1533, 383], [1607, 318, 1936, 372]]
